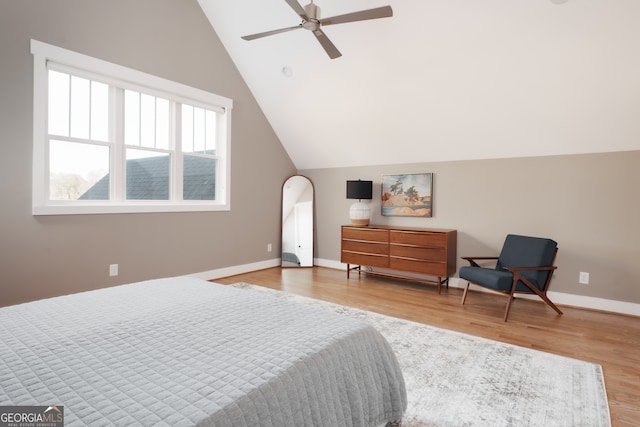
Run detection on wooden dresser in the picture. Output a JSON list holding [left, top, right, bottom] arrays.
[[341, 225, 457, 293]]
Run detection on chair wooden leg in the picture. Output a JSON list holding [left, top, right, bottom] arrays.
[[503, 295, 515, 322], [503, 278, 521, 322], [539, 292, 563, 315], [513, 272, 564, 316], [461, 282, 470, 305]]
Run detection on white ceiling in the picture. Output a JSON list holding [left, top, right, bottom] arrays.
[[198, 0, 640, 170]]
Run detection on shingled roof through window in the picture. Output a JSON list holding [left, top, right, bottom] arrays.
[[79, 155, 216, 201]]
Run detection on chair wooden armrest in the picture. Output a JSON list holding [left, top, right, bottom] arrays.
[[461, 256, 498, 267], [503, 265, 557, 272]]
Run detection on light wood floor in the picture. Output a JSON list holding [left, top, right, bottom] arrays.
[[214, 266, 640, 427]]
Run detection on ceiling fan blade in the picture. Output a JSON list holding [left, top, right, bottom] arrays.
[[241, 25, 302, 41], [284, 0, 310, 20], [320, 5, 392, 26], [312, 29, 342, 59]]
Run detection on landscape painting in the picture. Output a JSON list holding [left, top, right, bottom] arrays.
[[381, 173, 433, 217]]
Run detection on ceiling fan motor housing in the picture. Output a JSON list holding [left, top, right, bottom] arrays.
[[304, 2, 320, 19], [303, 2, 320, 31]]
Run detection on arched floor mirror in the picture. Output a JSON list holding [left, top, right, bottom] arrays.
[[281, 175, 314, 267]]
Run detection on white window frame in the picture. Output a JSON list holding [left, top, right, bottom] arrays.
[[31, 39, 233, 215]]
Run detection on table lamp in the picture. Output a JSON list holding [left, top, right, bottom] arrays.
[[346, 180, 373, 226]]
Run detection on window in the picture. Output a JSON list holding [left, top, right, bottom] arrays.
[[31, 40, 232, 215]]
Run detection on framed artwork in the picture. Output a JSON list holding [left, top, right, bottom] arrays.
[[381, 173, 433, 217]]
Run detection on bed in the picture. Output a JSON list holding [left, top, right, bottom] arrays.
[[0, 277, 406, 426]]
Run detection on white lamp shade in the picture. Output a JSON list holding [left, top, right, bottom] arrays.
[[349, 201, 370, 226]]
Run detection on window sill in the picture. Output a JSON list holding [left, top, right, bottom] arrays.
[[32, 202, 230, 216]]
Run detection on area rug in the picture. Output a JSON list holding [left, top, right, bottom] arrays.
[[230, 283, 610, 427]]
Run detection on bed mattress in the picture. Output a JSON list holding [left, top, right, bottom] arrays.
[[0, 277, 406, 426]]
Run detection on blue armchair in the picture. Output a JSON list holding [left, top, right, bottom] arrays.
[[459, 234, 562, 321]]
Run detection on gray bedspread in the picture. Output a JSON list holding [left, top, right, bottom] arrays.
[[0, 277, 406, 426]]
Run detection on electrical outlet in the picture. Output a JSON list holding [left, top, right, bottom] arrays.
[[579, 272, 589, 284], [109, 264, 118, 277], [267, 243, 273, 252]]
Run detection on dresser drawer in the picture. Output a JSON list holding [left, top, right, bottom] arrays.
[[390, 230, 445, 247], [342, 251, 389, 268], [342, 240, 388, 255], [389, 257, 446, 276], [342, 227, 389, 243], [390, 244, 444, 261]]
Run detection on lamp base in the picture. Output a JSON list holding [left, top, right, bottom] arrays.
[[349, 201, 370, 227]]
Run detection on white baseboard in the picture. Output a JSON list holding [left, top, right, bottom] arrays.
[[188, 258, 639, 318]]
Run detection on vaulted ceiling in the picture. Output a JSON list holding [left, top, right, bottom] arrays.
[[198, 0, 640, 169]]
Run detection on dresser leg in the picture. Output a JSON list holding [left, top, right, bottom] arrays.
[[346, 264, 364, 279]]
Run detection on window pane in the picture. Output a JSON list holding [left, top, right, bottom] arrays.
[[49, 140, 109, 200], [181, 104, 194, 153], [48, 70, 69, 136], [182, 104, 217, 155], [193, 107, 205, 153], [156, 97, 169, 150], [70, 76, 90, 139], [140, 94, 155, 148], [126, 149, 170, 200], [91, 81, 109, 141], [205, 110, 216, 155], [124, 89, 140, 145], [183, 155, 216, 200]]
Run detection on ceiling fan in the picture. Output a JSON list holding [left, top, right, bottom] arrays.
[[241, 0, 393, 59]]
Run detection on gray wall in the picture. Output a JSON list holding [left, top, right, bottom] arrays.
[[0, 0, 296, 306], [302, 150, 640, 304]]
